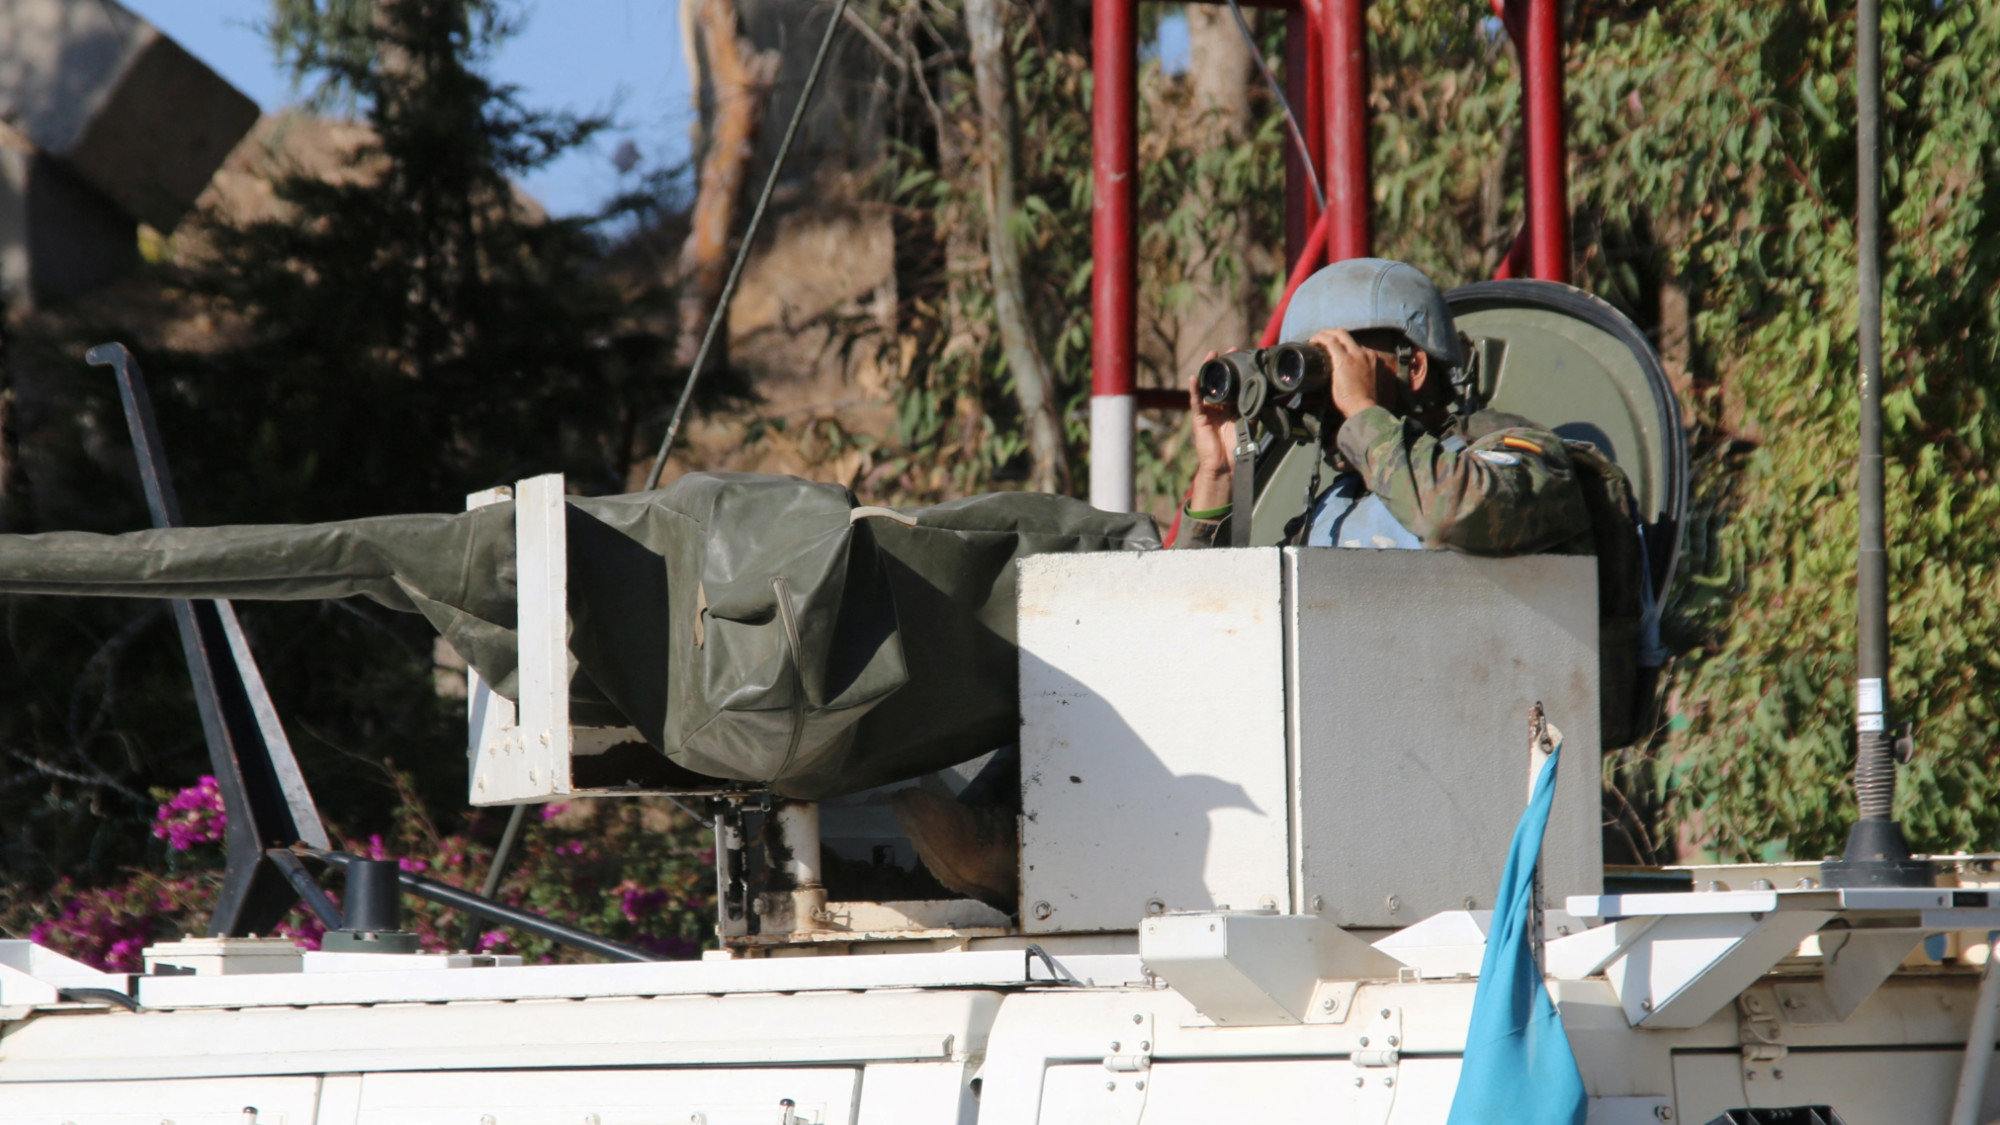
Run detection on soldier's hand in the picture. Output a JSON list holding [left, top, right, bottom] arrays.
[[1313, 329, 1392, 419], [1188, 354, 1236, 512]]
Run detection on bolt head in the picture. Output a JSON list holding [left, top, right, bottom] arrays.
[[1032, 901, 1053, 920]]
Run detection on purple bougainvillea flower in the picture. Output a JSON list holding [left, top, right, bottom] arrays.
[[152, 775, 226, 850]]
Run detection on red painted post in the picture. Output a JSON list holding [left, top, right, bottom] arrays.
[[1090, 0, 1137, 510], [1523, 0, 1570, 281], [1322, 0, 1371, 261]]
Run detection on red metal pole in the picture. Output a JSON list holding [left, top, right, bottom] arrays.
[[1322, 0, 1371, 261], [1090, 0, 1137, 510], [1523, 0, 1570, 282]]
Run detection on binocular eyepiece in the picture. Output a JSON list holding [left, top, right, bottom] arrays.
[[1196, 342, 1333, 409]]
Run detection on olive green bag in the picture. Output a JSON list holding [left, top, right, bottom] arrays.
[[0, 472, 1159, 798]]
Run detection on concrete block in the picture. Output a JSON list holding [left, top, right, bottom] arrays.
[[0, 0, 258, 229]]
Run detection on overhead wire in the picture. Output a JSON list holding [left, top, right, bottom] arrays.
[[1224, 0, 1325, 214], [642, 0, 853, 491]]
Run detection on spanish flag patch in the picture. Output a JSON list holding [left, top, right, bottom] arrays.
[[1500, 436, 1544, 455]]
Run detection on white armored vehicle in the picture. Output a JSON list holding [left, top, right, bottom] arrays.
[[1, 0, 1991, 1120], [3, 278, 1997, 1125]]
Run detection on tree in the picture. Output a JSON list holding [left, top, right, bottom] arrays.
[[0, 0, 739, 891]]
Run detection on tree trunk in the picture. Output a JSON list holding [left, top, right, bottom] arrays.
[[674, 0, 778, 371], [1178, 7, 1257, 373], [965, 0, 1069, 494]]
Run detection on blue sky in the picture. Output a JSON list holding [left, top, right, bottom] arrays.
[[126, 0, 693, 218], [125, 2, 1192, 219]]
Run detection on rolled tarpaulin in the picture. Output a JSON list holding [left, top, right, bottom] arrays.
[[0, 472, 1159, 798]]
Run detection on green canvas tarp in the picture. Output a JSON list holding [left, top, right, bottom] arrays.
[[0, 473, 1159, 798]]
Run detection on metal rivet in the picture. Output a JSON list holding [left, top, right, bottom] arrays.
[[1387, 1035, 1399, 1047], [1311, 895, 1325, 912], [1380, 1009, 1391, 1019], [1654, 1108, 1674, 1122], [1145, 899, 1166, 915], [1359, 1036, 1370, 1047], [1353, 1077, 1365, 1087], [1135, 1080, 1145, 1091], [1746, 1070, 1757, 1081], [1384, 1076, 1395, 1087], [1387, 894, 1402, 913], [1133, 1014, 1143, 1024], [1772, 1069, 1784, 1080], [1322, 996, 1336, 1011], [1139, 1041, 1150, 1051], [1110, 1041, 1120, 1052], [1106, 1081, 1117, 1091], [1032, 901, 1053, 920], [1641, 998, 1654, 1011]]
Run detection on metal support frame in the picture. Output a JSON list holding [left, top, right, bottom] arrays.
[[87, 343, 329, 938], [1564, 887, 2000, 1030], [1087, 0, 1573, 461], [79, 343, 684, 961]]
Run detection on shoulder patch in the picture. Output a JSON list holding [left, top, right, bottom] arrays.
[[1474, 449, 1522, 466]]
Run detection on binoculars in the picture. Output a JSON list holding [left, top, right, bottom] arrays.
[[1195, 343, 1333, 442]]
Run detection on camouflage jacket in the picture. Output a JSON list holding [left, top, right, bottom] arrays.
[[1175, 405, 1592, 554]]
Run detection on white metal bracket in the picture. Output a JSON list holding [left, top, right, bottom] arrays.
[[465, 476, 644, 806], [1569, 886, 2000, 1030]]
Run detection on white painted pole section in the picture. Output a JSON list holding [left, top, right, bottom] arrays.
[[1950, 933, 2000, 1125], [1088, 393, 1135, 512], [777, 802, 828, 933]]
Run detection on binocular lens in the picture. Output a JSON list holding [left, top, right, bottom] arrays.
[[1271, 343, 1328, 392], [1196, 358, 1238, 405]]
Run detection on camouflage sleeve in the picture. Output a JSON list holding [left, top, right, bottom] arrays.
[[1171, 509, 1228, 549], [1334, 406, 1591, 556]]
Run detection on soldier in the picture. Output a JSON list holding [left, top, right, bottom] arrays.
[[896, 260, 1611, 910], [1177, 258, 1593, 554]]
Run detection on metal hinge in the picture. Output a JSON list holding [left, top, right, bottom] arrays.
[[1350, 1005, 1402, 1125], [1737, 987, 1791, 1100]]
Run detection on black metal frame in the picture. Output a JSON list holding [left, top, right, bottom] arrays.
[[89, 342, 664, 961]]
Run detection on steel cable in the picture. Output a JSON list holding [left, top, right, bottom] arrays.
[[642, 0, 852, 491]]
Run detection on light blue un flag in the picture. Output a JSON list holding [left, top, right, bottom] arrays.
[[1444, 739, 1588, 1125]]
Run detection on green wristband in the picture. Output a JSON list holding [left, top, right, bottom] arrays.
[[1186, 503, 1233, 521]]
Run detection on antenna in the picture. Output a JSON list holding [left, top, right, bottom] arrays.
[[1821, 0, 1929, 889]]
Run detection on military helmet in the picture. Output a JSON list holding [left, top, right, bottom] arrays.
[[1279, 258, 1465, 370]]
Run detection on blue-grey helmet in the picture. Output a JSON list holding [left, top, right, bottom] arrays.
[[1278, 258, 1464, 370]]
